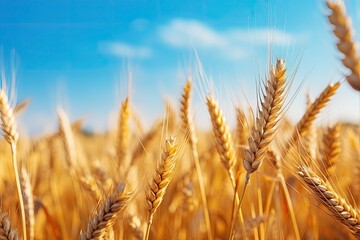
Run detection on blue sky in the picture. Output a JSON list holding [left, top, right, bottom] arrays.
[[0, 0, 359, 135]]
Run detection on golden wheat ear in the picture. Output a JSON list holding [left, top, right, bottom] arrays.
[[206, 95, 236, 184], [298, 165, 360, 238], [243, 57, 288, 183], [145, 137, 178, 240], [116, 97, 131, 165], [80, 183, 132, 240], [282, 82, 340, 156], [326, 0, 360, 91]]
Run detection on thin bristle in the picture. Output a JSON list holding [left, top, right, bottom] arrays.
[[326, 1, 360, 91], [298, 165, 360, 238]]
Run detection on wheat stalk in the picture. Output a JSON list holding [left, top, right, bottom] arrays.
[[145, 137, 178, 240], [301, 92, 318, 167], [0, 89, 26, 240], [20, 168, 34, 240], [80, 183, 132, 240], [180, 79, 213, 239], [326, 0, 360, 91], [298, 165, 360, 239], [230, 58, 289, 239]]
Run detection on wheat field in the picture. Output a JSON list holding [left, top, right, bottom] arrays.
[[0, 1, 360, 240]]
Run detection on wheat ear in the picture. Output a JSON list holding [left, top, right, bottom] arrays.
[[230, 58, 289, 239], [298, 165, 360, 238], [320, 124, 341, 178], [206, 95, 236, 184], [116, 97, 130, 165], [243, 57, 287, 183], [180, 79, 212, 239], [282, 82, 340, 156], [326, 0, 360, 91], [0, 89, 26, 240], [145, 137, 178, 240], [80, 183, 132, 240], [0, 210, 20, 240], [58, 108, 77, 168], [20, 168, 34, 240]]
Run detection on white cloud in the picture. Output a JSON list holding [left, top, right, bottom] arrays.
[[159, 19, 299, 59], [159, 19, 226, 48], [99, 42, 152, 58]]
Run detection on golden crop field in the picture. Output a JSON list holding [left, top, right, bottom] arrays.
[[0, 1, 360, 240]]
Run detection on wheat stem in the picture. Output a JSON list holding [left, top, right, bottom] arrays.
[[180, 79, 213, 239]]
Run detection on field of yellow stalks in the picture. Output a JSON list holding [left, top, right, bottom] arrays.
[[0, 1, 360, 240]]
